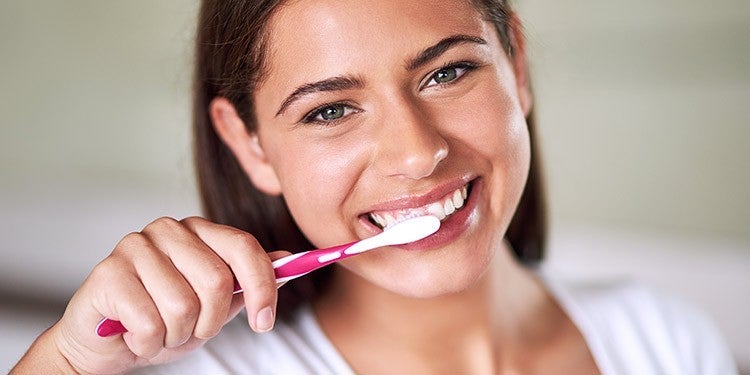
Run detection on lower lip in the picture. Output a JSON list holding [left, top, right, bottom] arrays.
[[397, 179, 480, 251]]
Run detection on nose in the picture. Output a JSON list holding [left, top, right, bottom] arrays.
[[373, 99, 448, 180]]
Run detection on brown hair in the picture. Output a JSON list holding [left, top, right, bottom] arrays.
[[193, 0, 545, 318]]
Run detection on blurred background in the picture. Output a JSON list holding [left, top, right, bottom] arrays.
[[1, 0, 748, 372]]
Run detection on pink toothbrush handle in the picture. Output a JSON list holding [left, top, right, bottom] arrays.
[[96, 242, 355, 337], [273, 242, 354, 282]]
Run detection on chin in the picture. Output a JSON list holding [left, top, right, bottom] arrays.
[[372, 257, 491, 299], [389, 277, 482, 300]]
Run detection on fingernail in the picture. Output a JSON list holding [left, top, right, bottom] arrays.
[[255, 306, 275, 332]]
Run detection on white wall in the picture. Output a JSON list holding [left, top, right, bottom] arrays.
[[517, 0, 750, 239], [0, 2, 196, 190]]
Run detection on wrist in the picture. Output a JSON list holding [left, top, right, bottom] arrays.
[[11, 325, 82, 375]]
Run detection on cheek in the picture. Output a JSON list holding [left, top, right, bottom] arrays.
[[450, 80, 530, 165], [267, 136, 369, 247], [449, 80, 531, 211]]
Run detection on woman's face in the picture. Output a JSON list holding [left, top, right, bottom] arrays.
[[251, 0, 530, 297]]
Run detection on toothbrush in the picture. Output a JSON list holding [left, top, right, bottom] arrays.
[[96, 215, 440, 337]]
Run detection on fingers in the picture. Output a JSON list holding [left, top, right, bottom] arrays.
[[55, 216, 287, 372], [181, 217, 284, 333], [103, 216, 282, 355], [85, 252, 167, 359], [126, 236, 201, 347], [140, 217, 235, 341]]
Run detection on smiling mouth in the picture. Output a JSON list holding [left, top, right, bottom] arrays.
[[367, 181, 472, 230]]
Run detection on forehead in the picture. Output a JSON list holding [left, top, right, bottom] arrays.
[[256, 0, 490, 94]]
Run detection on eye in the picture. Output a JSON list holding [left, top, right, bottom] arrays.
[[318, 104, 345, 120], [422, 62, 477, 89], [301, 102, 358, 124], [434, 68, 458, 83]]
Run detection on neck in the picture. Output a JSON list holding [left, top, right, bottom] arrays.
[[313, 244, 560, 373]]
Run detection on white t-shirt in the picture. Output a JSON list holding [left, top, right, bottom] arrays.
[[137, 278, 737, 374]]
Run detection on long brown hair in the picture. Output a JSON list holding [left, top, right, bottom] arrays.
[[193, 0, 545, 318]]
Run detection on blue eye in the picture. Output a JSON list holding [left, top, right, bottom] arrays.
[[319, 104, 345, 120], [423, 62, 477, 88], [434, 68, 458, 83], [302, 103, 357, 124]]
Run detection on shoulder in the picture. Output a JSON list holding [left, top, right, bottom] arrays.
[[131, 306, 353, 375], [545, 277, 737, 375]]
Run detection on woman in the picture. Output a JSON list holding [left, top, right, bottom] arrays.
[[13, 0, 735, 373]]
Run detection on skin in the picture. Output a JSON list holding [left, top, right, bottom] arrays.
[[12, 0, 599, 373], [247, 0, 531, 298]]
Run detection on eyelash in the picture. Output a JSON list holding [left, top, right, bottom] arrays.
[[300, 101, 360, 125], [299, 61, 480, 126], [421, 60, 479, 89]]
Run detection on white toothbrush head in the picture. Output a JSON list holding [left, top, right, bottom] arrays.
[[344, 216, 441, 255]]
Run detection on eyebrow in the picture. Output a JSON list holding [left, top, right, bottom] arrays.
[[405, 34, 487, 71], [275, 75, 364, 117], [274, 34, 487, 117]]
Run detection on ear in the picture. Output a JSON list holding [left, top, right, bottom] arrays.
[[508, 13, 533, 117], [209, 97, 282, 195]]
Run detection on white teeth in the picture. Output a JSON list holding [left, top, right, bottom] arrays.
[[383, 213, 396, 229], [443, 199, 455, 215], [368, 183, 470, 229], [452, 190, 463, 209], [427, 202, 447, 220], [370, 213, 383, 228]]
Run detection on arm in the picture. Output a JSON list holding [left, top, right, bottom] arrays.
[[11, 327, 79, 374]]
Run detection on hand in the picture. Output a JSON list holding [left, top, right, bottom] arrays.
[[31, 216, 290, 374]]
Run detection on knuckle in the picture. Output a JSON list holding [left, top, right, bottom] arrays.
[[88, 259, 121, 285], [116, 232, 148, 252], [138, 318, 165, 343], [198, 268, 234, 294], [146, 216, 182, 232], [180, 215, 205, 226], [165, 296, 200, 322], [113, 232, 159, 260], [248, 246, 274, 265], [228, 231, 262, 252], [129, 334, 163, 359]]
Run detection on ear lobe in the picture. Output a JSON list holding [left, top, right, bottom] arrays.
[[209, 97, 282, 196], [508, 13, 533, 117]]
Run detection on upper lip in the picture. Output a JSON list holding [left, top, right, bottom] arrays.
[[359, 175, 474, 215]]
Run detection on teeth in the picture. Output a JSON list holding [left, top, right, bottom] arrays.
[[368, 183, 470, 230], [383, 213, 396, 229], [427, 202, 446, 220], [443, 199, 455, 215], [452, 190, 464, 209]]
